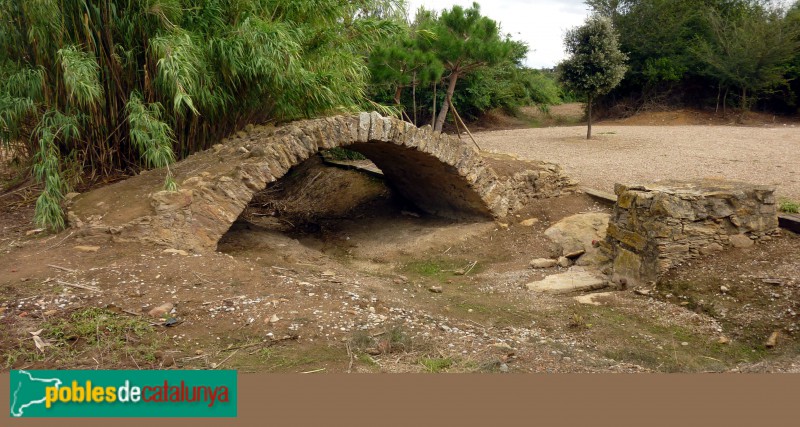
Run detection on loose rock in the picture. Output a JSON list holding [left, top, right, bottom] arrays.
[[148, 302, 174, 318], [530, 258, 558, 269], [730, 234, 755, 249], [163, 248, 189, 256], [766, 331, 780, 348], [74, 246, 100, 253], [573, 292, 615, 306]]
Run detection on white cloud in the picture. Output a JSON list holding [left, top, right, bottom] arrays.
[[405, 0, 591, 69]]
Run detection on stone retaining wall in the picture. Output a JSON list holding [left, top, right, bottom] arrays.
[[603, 180, 780, 285]]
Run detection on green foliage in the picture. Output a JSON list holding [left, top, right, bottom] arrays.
[[0, 0, 401, 230], [324, 147, 367, 161], [419, 357, 453, 373], [368, 3, 558, 127], [779, 198, 800, 213], [558, 16, 628, 138], [368, 21, 444, 107], [421, 2, 517, 131], [587, 0, 800, 113], [692, 6, 800, 110], [559, 16, 628, 99]]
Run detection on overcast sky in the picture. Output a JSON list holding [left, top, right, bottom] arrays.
[[405, 0, 592, 69]]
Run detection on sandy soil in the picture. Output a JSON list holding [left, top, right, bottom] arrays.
[[477, 124, 800, 200]]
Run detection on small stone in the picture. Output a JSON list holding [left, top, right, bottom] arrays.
[[428, 286, 443, 294], [74, 245, 100, 253], [766, 331, 780, 348], [564, 249, 586, 259], [717, 336, 730, 345], [681, 342, 689, 346], [634, 288, 651, 296], [499, 363, 509, 373], [520, 218, 540, 227], [268, 314, 280, 324], [163, 248, 189, 256], [574, 292, 614, 306], [730, 234, 754, 249], [321, 271, 335, 277], [148, 302, 174, 318], [720, 285, 729, 293], [530, 258, 558, 269], [195, 350, 204, 355], [700, 243, 724, 255], [368, 307, 376, 314], [26, 229, 45, 236], [490, 342, 515, 354], [237, 146, 249, 154], [557, 256, 572, 268]]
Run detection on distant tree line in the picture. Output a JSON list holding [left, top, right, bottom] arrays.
[[585, 0, 800, 116]]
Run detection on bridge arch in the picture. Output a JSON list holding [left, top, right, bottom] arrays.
[[67, 112, 575, 251]]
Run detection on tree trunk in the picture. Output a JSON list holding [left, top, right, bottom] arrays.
[[741, 87, 747, 111], [723, 87, 728, 116], [434, 71, 459, 132], [586, 95, 593, 140], [431, 82, 436, 126], [412, 72, 417, 126], [393, 86, 402, 106]]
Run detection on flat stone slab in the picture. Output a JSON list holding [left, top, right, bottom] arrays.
[[526, 270, 608, 294], [574, 292, 616, 305]]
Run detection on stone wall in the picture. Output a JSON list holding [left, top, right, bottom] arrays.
[[603, 180, 780, 285]]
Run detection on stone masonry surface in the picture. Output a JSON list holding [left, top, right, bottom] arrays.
[[604, 179, 781, 285]]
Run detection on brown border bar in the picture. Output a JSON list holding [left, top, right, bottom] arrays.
[[4, 373, 799, 426]]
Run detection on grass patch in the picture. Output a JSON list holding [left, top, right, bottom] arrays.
[[350, 326, 413, 355], [251, 345, 346, 372], [419, 357, 453, 373], [3, 307, 165, 370], [571, 304, 774, 373], [779, 198, 799, 214]]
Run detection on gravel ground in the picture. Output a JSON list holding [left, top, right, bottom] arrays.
[[477, 124, 800, 200]]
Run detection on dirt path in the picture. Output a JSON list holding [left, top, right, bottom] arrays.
[[477, 124, 800, 200]]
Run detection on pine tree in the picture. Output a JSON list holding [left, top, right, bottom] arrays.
[[422, 3, 515, 132]]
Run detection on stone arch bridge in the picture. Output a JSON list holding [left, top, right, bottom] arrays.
[[67, 112, 576, 251]]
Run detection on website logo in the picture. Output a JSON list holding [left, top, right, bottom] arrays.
[[9, 370, 237, 418]]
